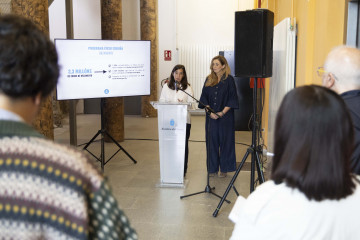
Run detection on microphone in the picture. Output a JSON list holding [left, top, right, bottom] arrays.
[[175, 81, 178, 91]]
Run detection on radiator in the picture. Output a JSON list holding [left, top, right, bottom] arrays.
[[267, 18, 297, 153], [178, 44, 233, 104]]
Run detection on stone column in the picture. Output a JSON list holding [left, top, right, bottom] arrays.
[[140, 0, 157, 117], [12, 0, 54, 139], [101, 0, 124, 142]]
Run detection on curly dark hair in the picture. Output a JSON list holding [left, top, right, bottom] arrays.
[[0, 15, 59, 99]]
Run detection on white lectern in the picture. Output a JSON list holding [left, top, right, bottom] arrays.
[[151, 101, 189, 186]]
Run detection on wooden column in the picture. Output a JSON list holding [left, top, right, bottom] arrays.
[[140, 0, 157, 117], [101, 0, 124, 142], [11, 0, 54, 139]]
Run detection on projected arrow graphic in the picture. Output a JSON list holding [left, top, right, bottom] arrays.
[[94, 70, 107, 74]]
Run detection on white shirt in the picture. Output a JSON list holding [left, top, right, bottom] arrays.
[[229, 178, 360, 240], [0, 109, 24, 122], [159, 83, 195, 123]]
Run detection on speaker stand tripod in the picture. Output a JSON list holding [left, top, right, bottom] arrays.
[[83, 98, 137, 171], [179, 94, 230, 204], [213, 77, 265, 217]]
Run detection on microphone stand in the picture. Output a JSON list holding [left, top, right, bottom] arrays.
[[179, 86, 230, 204], [177, 86, 219, 118]]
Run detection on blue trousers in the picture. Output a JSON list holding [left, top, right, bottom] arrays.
[[205, 115, 236, 173]]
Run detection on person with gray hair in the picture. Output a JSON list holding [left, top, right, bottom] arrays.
[[320, 45, 360, 174]]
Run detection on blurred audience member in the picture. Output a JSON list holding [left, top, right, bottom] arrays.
[[0, 14, 137, 240], [230, 85, 360, 240], [321, 46, 360, 174]]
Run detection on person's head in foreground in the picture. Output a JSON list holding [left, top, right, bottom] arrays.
[[272, 85, 355, 200], [321, 45, 360, 94], [0, 15, 137, 239], [0, 14, 59, 123], [229, 85, 359, 240]]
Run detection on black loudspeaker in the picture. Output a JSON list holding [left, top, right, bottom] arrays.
[[235, 9, 274, 77]]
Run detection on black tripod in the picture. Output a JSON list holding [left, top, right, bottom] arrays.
[[179, 89, 230, 203], [213, 77, 265, 217], [83, 98, 137, 171]]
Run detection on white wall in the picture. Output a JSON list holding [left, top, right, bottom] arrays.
[[177, 0, 239, 46], [49, 0, 101, 40], [73, 0, 101, 39], [157, 0, 254, 100], [158, 0, 255, 99], [238, 0, 254, 12], [49, 0, 66, 41], [158, 0, 178, 98], [122, 0, 140, 40], [50, 1, 103, 40], [49, 0, 101, 114]]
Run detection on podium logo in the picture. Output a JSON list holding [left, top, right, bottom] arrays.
[[161, 118, 177, 131], [170, 119, 175, 126]]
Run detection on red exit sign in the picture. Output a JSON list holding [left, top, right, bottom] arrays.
[[164, 50, 171, 61]]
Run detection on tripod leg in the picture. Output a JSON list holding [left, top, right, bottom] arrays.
[[82, 130, 103, 165], [180, 185, 231, 203], [232, 186, 239, 197], [210, 192, 231, 203], [213, 150, 250, 217], [180, 190, 206, 199], [180, 176, 215, 199], [255, 151, 265, 184], [250, 149, 256, 193], [103, 130, 137, 164], [83, 130, 102, 150], [101, 131, 105, 171]]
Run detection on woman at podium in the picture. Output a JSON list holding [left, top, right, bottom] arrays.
[[199, 55, 239, 177], [159, 64, 194, 177]]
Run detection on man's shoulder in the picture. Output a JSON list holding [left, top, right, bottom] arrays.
[[0, 135, 103, 187], [341, 89, 360, 101], [2, 135, 85, 159], [341, 90, 360, 117]]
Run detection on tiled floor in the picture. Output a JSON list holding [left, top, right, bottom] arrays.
[[54, 114, 263, 240]]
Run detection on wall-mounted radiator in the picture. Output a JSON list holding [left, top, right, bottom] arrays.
[[267, 18, 297, 154]]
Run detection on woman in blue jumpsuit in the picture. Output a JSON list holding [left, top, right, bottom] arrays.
[[199, 55, 239, 177]]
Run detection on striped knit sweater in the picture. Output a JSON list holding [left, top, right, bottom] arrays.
[[0, 120, 137, 240]]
